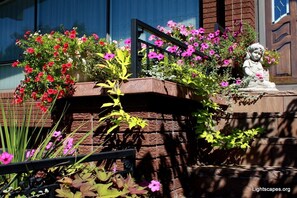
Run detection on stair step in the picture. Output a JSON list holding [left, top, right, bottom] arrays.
[[189, 165, 297, 197], [241, 137, 297, 167]]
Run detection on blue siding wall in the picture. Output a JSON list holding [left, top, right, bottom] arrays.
[[111, 0, 199, 41]]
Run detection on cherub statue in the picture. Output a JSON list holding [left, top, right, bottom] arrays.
[[242, 43, 277, 90]]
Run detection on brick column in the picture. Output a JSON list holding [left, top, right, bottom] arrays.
[[225, 0, 256, 29]]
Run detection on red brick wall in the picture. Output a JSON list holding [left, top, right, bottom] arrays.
[[202, 0, 256, 33], [0, 92, 52, 128], [53, 86, 200, 197]]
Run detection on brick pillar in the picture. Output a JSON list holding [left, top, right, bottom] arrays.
[[225, 0, 256, 29], [202, 0, 217, 33], [202, 0, 256, 33]]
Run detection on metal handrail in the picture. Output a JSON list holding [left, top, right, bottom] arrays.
[[131, 19, 209, 78], [0, 149, 136, 197], [0, 149, 136, 175]]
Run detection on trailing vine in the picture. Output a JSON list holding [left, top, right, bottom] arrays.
[[97, 49, 147, 133]]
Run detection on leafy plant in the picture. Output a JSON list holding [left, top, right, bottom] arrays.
[[12, 28, 117, 112], [55, 163, 152, 198], [97, 49, 147, 133], [193, 99, 263, 149], [262, 49, 280, 69]]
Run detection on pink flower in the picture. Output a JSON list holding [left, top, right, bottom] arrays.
[[236, 79, 242, 85], [124, 38, 131, 45], [104, 53, 115, 60], [91, 33, 99, 40], [46, 142, 53, 150], [148, 180, 161, 192], [220, 81, 229, 87], [53, 130, 62, 138], [0, 152, 14, 164], [112, 163, 117, 173], [154, 40, 163, 47], [167, 46, 177, 53], [148, 51, 158, 59], [167, 20, 177, 28], [26, 149, 35, 159], [223, 59, 230, 66], [256, 73, 263, 80], [157, 53, 164, 61]]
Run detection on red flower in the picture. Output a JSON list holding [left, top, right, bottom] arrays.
[[99, 41, 105, 46], [35, 36, 43, 44], [47, 88, 58, 95], [47, 75, 54, 82], [54, 45, 60, 51], [24, 65, 33, 73], [48, 62, 54, 67], [69, 33, 76, 39], [12, 61, 19, 67], [31, 92, 37, 100], [81, 37, 87, 42], [26, 47, 35, 54], [14, 97, 23, 104]]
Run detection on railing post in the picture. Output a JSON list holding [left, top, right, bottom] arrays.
[[131, 19, 138, 78]]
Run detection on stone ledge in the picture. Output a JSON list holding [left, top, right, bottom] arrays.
[[74, 77, 201, 100]]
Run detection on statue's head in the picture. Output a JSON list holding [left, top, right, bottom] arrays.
[[245, 43, 265, 62]]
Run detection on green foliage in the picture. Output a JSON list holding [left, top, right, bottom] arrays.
[[193, 99, 263, 149], [55, 163, 148, 198], [12, 28, 117, 111], [97, 49, 147, 134]]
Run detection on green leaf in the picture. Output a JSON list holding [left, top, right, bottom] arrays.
[[101, 103, 114, 108]]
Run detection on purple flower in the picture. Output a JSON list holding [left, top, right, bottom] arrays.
[[104, 53, 115, 60], [236, 79, 242, 85], [0, 152, 13, 164], [148, 180, 161, 192]]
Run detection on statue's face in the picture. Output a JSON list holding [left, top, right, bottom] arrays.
[[250, 49, 262, 61]]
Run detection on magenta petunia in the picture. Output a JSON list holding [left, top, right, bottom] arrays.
[[220, 81, 229, 87], [104, 53, 115, 60], [0, 152, 14, 164], [148, 51, 158, 59], [148, 180, 161, 192]]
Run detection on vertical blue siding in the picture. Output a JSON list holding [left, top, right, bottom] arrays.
[[0, 64, 23, 90], [37, 0, 107, 36], [110, 0, 199, 41]]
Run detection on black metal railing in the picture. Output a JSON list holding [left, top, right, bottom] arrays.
[[0, 149, 136, 197], [131, 19, 209, 78]]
